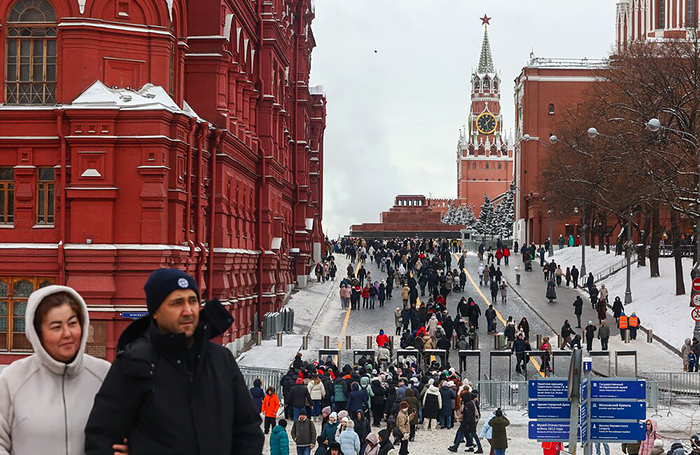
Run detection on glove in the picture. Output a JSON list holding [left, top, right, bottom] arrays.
[[403, 433, 409, 441]]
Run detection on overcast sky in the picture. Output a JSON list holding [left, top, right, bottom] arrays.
[[309, 0, 617, 238]]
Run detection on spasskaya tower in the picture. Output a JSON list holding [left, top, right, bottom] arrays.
[[456, 15, 513, 215]]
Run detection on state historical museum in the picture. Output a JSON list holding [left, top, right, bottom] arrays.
[[0, 0, 326, 362]]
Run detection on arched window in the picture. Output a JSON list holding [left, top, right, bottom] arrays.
[[548, 103, 555, 115], [483, 77, 491, 90], [474, 77, 480, 91], [493, 78, 499, 90], [5, 0, 57, 105]]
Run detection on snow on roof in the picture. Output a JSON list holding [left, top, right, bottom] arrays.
[[70, 80, 202, 120], [309, 85, 325, 95]]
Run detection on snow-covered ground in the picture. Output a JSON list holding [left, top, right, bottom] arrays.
[[236, 255, 351, 370], [260, 402, 700, 455], [552, 245, 628, 280], [553, 247, 696, 351]]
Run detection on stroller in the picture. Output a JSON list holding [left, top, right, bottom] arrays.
[[524, 258, 533, 272]]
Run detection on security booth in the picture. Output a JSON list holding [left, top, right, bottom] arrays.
[[353, 349, 375, 366], [423, 349, 448, 369], [396, 349, 420, 366], [319, 349, 341, 364]]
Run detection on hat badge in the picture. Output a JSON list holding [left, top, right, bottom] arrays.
[[178, 278, 189, 289]]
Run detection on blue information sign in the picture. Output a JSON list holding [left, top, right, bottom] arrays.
[[591, 401, 646, 421], [528, 421, 574, 441], [121, 312, 149, 320], [529, 401, 571, 419], [581, 379, 588, 401], [591, 380, 646, 399], [591, 422, 646, 441], [529, 380, 569, 399]]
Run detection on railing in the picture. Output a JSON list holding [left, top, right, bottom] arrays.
[[239, 365, 287, 391], [593, 251, 638, 283], [472, 379, 528, 410], [658, 245, 695, 258], [639, 371, 700, 396]]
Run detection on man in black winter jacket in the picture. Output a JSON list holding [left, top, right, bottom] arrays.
[[85, 268, 264, 455]]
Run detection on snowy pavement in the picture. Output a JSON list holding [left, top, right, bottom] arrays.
[[489, 251, 683, 377], [260, 402, 700, 455]]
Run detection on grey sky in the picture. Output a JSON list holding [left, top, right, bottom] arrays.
[[309, 1, 617, 238]]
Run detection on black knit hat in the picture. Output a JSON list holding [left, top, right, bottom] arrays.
[[144, 268, 200, 316]]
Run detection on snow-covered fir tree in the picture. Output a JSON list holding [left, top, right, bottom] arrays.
[[477, 194, 495, 236], [441, 203, 457, 224], [497, 189, 515, 238]]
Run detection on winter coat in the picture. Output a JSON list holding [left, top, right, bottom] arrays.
[[0, 285, 111, 455], [394, 308, 403, 327], [377, 430, 395, 455], [622, 442, 641, 454], [546, 280, 557, 300], [347, 384, 368, 414], [504, 323, 516, 341], [321, 421, 339, 443], [250, 384, 265, 412], [439, 386, 455, 416], [292, 418, 317, 447], [288, 383, 312, 408], [422, 385, 442, 419], [542, 442, 563, 455], [364, 433, 380, 455], [333, 378, 349, 402], [478, 413, 495, 439], [270, 424, 289, 455], [262, 393, 281, 418], [353, 411, 371, 442], [649, 448, 664, 455], [489, 416, 510, 449], [309, 380, 326, 401], [683, 340, 693, 365], [84, 298, 264, 455], [597, 299, 607, 321], [598, 324, 611, 339], [573, 297, 584, 315], [613, 299, 624, 318], [404, 389, 420, 425], [639, 419, 659, 455], [338, 427, 360, 455], [461, 399, 477, 433], [585, 325, 597, 342], [396, 409, 412, 436]]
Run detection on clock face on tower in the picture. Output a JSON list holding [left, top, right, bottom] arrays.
[[476, 112, 498, 135]]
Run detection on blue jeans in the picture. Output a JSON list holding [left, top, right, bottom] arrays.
[[440, 415, 452, 428], [452, 429, 465, 446], [595, 442, 610, 455], [312, 400, 322, 416], [293, 406, 305, 421], [297, 447, 311, 455], [466, 432, 482, 451], [494, 450, 506, 455]]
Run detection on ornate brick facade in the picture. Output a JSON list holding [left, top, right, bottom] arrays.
[[0, 0, 325, 362]]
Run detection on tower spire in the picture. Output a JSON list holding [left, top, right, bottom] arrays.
[[478, 15, 495, 74]]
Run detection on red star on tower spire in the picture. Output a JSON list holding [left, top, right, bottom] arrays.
[[481, 14, 491, 26]]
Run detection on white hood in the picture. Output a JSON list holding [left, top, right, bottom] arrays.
[[25, 285, 91, 376]]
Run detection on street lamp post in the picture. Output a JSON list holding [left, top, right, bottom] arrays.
[[574, 206, 587, 277], [548, 209, 554, 257], [625, 208, 633, 304], [647, 118, 700, 340], [589, 126, 633, 304]]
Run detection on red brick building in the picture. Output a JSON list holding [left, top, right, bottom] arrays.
[[512, 57, 604, 246], [0, 0, 326, 362], [349, 195, 463, 239], [616, 0, 699, 52], [456, 17, 513, 216]]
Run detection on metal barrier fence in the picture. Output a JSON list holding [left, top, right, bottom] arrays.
[[639, 371, 700, 410], [472, 379, 528, 411], [239, 365, 287, 391]]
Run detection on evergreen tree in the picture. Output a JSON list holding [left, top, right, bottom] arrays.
[[441, 203, 457, 225], [464, 206, 477, 229], [498, 189, 515, 238], [478, 194, 495, 236]]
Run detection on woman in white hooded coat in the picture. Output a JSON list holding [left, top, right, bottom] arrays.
[[0, 285, 127, 455]]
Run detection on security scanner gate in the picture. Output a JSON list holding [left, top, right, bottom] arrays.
[[615, 350, 638, 377], [458, 350, 481, 378], [422, 349, 448, 368], [551, 350, 572, 377], [489, 351, 513, 381], [319, 349, 340, 364], [396, 349, 420, 366], [589, 350, 612, 377], [353, 349, 375, 365]]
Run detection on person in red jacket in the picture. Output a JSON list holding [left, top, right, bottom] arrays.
[[503, 247, 511, 265], [361, 286, 370, 309], [376, 329, 390, 348], [542, 441, 562, 455]]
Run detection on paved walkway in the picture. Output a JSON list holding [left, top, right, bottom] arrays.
[[468, 253, 682, 377]]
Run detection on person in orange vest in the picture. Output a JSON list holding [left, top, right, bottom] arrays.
[[542, 441, 562, 455], [628, 312, 641, 340], [618, 312, 629, 341]]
